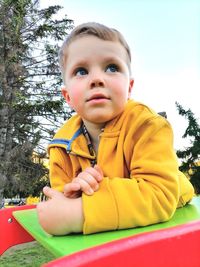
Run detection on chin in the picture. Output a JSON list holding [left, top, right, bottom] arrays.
[[87, 114, 116, 124]]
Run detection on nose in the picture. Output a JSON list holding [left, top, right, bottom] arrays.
[[90, 73, 105, 88]]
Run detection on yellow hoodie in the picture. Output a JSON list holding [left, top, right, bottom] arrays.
[[48, 100, 194, 234]]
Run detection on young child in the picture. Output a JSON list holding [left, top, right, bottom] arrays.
[[37, 22, 194, 236]]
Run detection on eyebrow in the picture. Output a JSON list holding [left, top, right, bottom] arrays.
[[104, 56, 122, 63], [73, 56, 122, 67], [70, 59, 89, 70], [68, 53, 127, 75]]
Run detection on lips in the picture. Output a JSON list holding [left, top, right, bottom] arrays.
[[86, 93, 110, 102]]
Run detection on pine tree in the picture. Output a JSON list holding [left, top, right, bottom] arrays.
[[0, 0, 73, 202], [176, 102, 200, 194]]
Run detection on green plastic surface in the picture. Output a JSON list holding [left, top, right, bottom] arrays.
[[13, 196, 200, 258]]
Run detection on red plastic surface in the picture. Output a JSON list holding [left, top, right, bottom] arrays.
[[0, 205, 36, 255], [43, 220, 200, 267]]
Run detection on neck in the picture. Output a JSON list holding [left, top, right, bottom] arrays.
[[83, 120, 105, 153]]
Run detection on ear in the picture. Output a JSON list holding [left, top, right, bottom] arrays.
[[128, 78, 134, 98], [61, 86, 72, 106]]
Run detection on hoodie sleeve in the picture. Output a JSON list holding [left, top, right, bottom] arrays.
[[49, 147, 73, 192]]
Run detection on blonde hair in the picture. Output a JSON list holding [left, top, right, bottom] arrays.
[[59, 22, 132, 81]]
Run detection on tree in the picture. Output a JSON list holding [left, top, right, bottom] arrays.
[[0, 0, 73, 203], [176, 102, 200, 194]]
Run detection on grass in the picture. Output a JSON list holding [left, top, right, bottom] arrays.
[[0, 241, 55, 267]]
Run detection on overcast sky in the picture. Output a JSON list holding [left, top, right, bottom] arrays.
[[40, 0, 200, 151]]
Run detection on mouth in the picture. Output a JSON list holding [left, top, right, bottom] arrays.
[[86, 93, 110, 102]]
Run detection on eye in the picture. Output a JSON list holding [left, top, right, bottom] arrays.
[[74, 67, 88, 76], [106, 64, 119, 73]]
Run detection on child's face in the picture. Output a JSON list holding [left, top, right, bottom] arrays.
[[62, 35, 134, 125]]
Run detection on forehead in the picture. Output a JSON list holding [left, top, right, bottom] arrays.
[[66, 35, 128, 64]]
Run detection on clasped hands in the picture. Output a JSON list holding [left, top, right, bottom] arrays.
[[37, 165, 103, 236]]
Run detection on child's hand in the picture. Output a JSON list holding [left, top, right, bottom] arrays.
[[64, 165, 103, 198], [37, 186, 84, 236]]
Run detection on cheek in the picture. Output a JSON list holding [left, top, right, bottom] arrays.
[[69, 91, 81, 108], [68, 82, 83, 106], [71, 90, 80, 102], [111, 78, 129, 97]]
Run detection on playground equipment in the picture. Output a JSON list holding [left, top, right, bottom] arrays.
[[0, 196, 200, 267]]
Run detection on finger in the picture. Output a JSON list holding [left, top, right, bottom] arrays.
[[43, 186, 62, 199], [63, 183, 81, 197], [64, 183, 80, 193], [84, 166, 103, 182], [76, 172, 100, 191], [94, 165, 103, 178], [73, 177, 95, 195]]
